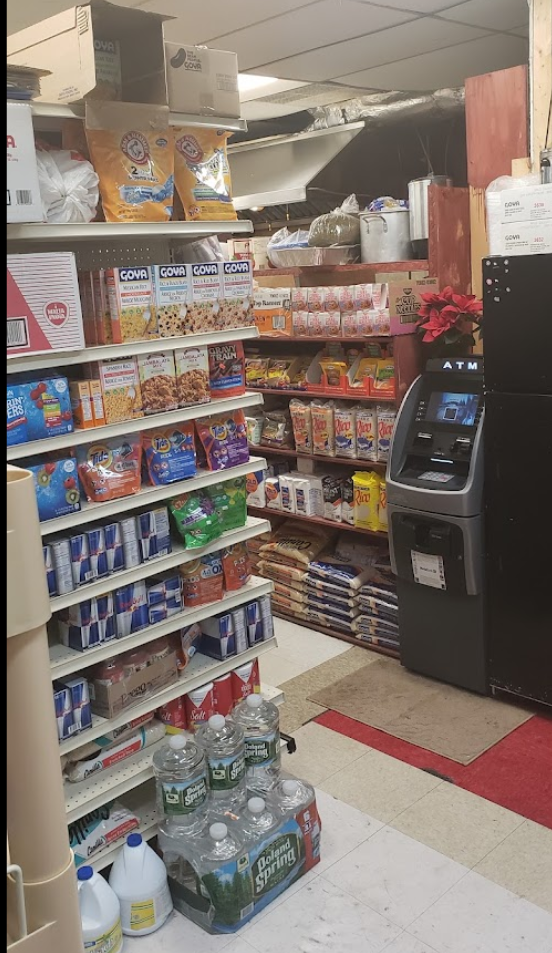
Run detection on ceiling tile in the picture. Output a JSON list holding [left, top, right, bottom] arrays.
[[210, 0, 415, 71], [510, 23, 529, 37], [257, 17, 490, 84], [437, 0, 528, 32], [145, 0, 311, 45], [338, 33, 528, 92], [352, 0, 468, 10]]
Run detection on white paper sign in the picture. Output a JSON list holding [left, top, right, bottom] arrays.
[[411, 551, 446, 590]]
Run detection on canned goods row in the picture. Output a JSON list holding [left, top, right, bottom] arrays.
[[43, 506, 172, 599]]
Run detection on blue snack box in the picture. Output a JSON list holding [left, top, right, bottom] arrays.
[[28, 456, 81, 522], [6, 376, 74, 446]]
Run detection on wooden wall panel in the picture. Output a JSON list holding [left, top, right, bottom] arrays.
[[530, 0, 552, 164], [465, 65, 529, 187], [428, 185, 471, 293]]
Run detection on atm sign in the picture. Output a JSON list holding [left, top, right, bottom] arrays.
[[441, 359, 480, 372]]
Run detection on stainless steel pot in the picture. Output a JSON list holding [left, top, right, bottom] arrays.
[[360, 209, 412, 263], [408, 175, 452, 256]]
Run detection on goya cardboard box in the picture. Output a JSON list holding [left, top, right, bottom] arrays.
[[27, 456, 81, 522], [7, 253, 85, 356], [7, 0, 169, 105]]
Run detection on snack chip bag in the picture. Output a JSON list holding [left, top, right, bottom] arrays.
[[196, 410, 249, 471], [85, 102, 174, 222], [173, 127, 237, 221], [169, 492, 221, 548], [77, 435, 142, 502], [142, 423, 196, 485]]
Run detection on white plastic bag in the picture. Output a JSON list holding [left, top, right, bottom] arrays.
[[36, 148, 99, 223]]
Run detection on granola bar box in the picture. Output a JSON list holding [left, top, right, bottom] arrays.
[[160, 776, 321, 933], [138, 352, 178, 414]]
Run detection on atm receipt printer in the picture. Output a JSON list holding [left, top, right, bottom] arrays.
[[386, 358, 486, 694]]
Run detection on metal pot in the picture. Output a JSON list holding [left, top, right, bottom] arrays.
[[408, 175, 452, 257], [360, 209, 412, 263]]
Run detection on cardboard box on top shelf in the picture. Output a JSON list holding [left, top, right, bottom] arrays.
[[164, 42, 240, 118], [7, 0, 170, 105], [388, 277, 438, 336], [7, 102, 44, 224]]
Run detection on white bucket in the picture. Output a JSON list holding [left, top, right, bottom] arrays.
[[109, 833, 173, 937], [78, 865, 123, 953], [360, 209, 412, 263]]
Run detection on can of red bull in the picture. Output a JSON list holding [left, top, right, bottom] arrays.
[[87, 527, 109, 579], [138, 510, 157, 561], [258, 593, 274, 641], [53, 685, 73, 740], [43, 544, 57, 597], [69, 533, 93, 587], [114, 581, 148, 637], [96, 592, 115, 642], [50, 538, 74, 595], [104, 521, 124, 574], [59, 676, 92, 733], [231, 607, 248, 654], [120, 516, 141, 569], [245, 600, 263, 645]]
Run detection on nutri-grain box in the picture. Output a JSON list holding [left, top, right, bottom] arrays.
[[7, 252, 84, 356]]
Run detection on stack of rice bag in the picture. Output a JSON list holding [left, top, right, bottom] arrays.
[[305, 535, 389, 634], [255, 520, 331, 619], [356, 577, 399, 652]]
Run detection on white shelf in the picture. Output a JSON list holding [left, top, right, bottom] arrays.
[[7, 220, 253, 243], [39, 454, 266, 536], [8, 392, 263, 460], [50, 575, 274, 680], [59, 639, 278, 757], [7, 326, 259, 374], [30, 100, 248, 133], [51, 516, 270, 612]]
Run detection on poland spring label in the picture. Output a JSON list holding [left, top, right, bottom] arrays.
[[208, 752, 246, 791], [244, 731, 280, 767], [162, 772, 207, 815]]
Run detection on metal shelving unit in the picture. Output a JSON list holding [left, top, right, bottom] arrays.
[[30, 101, 248, 134], [7, 220, 253, 243]]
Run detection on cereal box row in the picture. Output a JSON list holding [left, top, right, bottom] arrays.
[[80, 261, 254, 344]]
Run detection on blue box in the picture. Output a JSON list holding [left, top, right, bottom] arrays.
[[28, 456, 81, 522], [200, 613, 236, 660], [6, 376, 74, 447]]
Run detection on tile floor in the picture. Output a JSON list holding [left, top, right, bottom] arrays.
[[129, 618, 552, 953]]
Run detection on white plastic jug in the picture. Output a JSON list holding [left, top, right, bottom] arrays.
[[109, 833, 173, 937], [77, 865, 123, 953]]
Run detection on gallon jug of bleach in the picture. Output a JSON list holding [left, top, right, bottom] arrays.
[[109, 833, 173, 936], [77, 865, 123, 952]]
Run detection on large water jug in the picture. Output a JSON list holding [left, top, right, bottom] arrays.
[[196, 714, 246, 808], [237, 796, 280, 843], [232, 693, 280, 794], [153, 732, 208, 833]]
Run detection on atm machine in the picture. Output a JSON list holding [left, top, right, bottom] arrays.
[[386, 357, 487, 694]]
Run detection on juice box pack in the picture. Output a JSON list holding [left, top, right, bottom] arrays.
[[28, 456, 81, 522], [7, 375, 73, 447]]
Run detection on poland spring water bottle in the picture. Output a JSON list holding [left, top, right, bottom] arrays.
[[238, 796, 280, 843], [195, 714, 246, 808], [232, 693, 281, 794], [271, 777, 315, 815], [153, 733, 208, 833]]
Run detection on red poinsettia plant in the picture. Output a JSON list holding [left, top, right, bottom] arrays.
[[416, 286, 483, 350]]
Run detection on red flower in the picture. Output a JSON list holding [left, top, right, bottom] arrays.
[[416, 287, 482, 334], [419, 307, 457, 341]]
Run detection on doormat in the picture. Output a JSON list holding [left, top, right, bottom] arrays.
[[278, 647, 373, 735], [309, 657, 533, 765], [315, 710, 552, 830]]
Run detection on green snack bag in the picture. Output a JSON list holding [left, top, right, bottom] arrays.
[[169, 492, 221, 548], [206, 482, 232, 533]]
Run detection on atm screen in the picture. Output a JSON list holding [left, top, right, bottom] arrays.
[[425, 391, 479, 427]]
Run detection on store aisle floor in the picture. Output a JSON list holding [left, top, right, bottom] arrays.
[[128, 619, 552, 953]]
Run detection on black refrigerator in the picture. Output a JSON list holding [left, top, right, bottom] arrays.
[[483, 254, 552, 707]]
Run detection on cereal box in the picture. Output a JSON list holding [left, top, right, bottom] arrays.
[[253, 288, 292, 336], [69, 380, 94, 430], [185, 263, 222, 333], [7, 375, 74, 446], [152, 264, 190, 338], [174, 346, 210, 407], [138, 352, 177, 415], [97, 358, 144, 423], [208, 342, 245, 398], [7, 252, 84, 356], [219, 260, 253, 329], [28, 456, 81, 522], [106, 266, 156, 343]]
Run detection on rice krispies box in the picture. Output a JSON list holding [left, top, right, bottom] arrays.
[[7, 253, 85, 356], [7, 375, 74, 447], [27, 456, 81, 522]]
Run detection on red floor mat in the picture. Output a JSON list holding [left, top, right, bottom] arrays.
[[315, 710, 552, 829]]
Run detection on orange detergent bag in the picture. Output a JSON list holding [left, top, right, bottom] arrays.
[[85, 102, 174, 222]]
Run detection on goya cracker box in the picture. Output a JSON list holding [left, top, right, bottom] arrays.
[[152, 264, 190, 338], [28, 456, 81, 522], [161, 775, 320, 933], [105, 266, 156, 343], [7, 376, 74, 447]]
